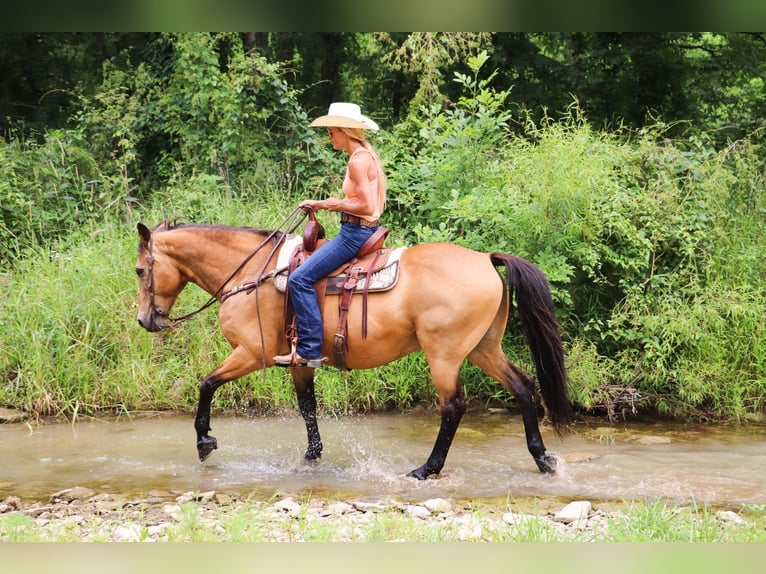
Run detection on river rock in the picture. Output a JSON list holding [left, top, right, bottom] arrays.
[[213, 492, 233, 505], [423, 498, 452, 513], [1, 496, 22, 513], [452, 514, 483, 540], [324, 501, 355, 516], [716, 511, 746, 525], [637, 435, 671, 445], [553, 500, 592, 529], [50, 486, 96, 503], [502, 511, 537, 526], [404, 504, 432, 519], [272, 497, 301, 515], [162, 503, 183, 521], [564, 452, 601, 463], [353, 499, 396, 512], [112, 522, 144, 542], [0, 407, 26, 424]]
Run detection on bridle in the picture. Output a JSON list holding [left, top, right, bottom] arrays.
[[142, 208, 308, 329]]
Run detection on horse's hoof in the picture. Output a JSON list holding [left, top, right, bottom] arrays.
[[534, 453, 557, 474], [407, 465, 437, 480], [301, 456, 320, 468], [197, 435, 218, 462], [303, 450, 322, 462]]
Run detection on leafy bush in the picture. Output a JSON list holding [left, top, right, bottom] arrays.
[[75, 33, 332, 197], [0, 129, 113, 265], [381, 54, 766, 419], [1, 46, 764, 422]]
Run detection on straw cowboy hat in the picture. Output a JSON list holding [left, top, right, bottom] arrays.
[[310, 102, 379, 131]]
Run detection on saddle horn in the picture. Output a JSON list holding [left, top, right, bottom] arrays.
[[302, 207, 325, 252]]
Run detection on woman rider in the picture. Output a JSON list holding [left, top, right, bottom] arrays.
[[273, 102, 387, 368]]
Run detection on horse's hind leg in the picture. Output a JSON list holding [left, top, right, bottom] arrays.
[[290, 367, 323, 461], [469, 348, 557, 473], [408, 360, 467, 480]]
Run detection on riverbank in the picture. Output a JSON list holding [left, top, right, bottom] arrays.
[[2, 486, 764, 542]]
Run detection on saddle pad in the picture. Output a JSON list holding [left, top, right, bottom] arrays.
[[273, 235, 405, 294]]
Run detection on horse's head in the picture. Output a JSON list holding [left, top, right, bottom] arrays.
[[135, 222, 187, 332]]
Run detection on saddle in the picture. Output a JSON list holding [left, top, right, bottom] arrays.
[[280, 212, 402, 371]]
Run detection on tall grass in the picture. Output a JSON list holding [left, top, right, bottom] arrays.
[[0, 180, 436, 419], [1, 112, 765, 422]]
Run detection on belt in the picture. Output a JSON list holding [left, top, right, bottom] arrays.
[[340, 212, 378, 228]]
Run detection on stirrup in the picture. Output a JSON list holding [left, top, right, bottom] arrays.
[[273, 352, 326, 368]]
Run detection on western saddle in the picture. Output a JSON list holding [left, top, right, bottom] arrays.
[[284, 209, 394, 370]]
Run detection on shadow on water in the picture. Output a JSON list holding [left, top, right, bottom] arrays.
[[2, 410, 765, 506]]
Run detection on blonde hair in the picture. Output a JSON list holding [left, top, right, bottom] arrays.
[[339, 127, 387, 211]]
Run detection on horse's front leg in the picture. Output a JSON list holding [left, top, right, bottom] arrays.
[[291, 367, 323, 461], [194, 370, 224, 462], [194, 348, 257, 462]]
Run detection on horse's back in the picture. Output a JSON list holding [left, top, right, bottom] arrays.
[[336, 242, 506, 369], [400, 242, 503, 291]]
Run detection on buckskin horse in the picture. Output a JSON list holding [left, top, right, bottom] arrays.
[[134, 214, 572, 479]]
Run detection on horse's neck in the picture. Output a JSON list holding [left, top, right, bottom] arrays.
[[161, 228, 270, 295]]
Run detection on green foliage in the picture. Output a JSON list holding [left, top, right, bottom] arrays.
[[0, 129, 115, 265], [75, 33, 330, 195], [381, 51, 513, 239], [1, 39, 765, 423], [382, 54, 765, 420]]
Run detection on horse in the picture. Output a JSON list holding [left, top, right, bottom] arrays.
[[134, 218, 573, 479]]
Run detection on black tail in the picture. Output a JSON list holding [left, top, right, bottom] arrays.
[[491, 253, 573, 435]]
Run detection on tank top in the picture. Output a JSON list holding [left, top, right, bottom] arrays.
[[342, 148, 382, 222]]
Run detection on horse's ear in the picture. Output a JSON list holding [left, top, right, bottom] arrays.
[[137, 222, 152, 243]]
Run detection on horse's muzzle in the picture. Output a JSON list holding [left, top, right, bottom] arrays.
[[137, 316, 165, 332]]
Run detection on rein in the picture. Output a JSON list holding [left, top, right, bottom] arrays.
[[146, 207, 308, 329]]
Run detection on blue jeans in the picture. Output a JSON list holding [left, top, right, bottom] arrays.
[[288, 221, 377, 359]]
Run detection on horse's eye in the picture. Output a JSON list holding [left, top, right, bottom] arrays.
[[135, 267, 145, 277]]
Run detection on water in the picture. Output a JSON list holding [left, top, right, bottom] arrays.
[[1, 410, 765, 506]]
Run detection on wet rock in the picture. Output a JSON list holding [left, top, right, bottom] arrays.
[[637, 435, 671, 445], [1, 496, 22, 513], [0, 407, 26, 424], [50, 486, 96, 503], [553, 501, 592, 529], [564, 452, 601, 463], [147, 489, 174, 499], [175, 490, 216, 504]]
